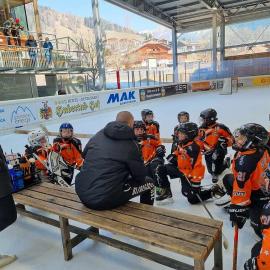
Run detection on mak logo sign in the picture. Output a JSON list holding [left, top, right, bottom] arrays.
[[107, 91, 136, 105]]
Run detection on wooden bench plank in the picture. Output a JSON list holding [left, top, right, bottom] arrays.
[[19, 189, 214, 250], [14, 193, 208, 259], [127, 202, 222, 229], [16, 206, 194, 270], [28, 185, 219, 238], [32, 183, 222, 230]]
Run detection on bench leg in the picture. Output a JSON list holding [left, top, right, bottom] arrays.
[[213, 231, 223, 270], [59, 217, 72, 261], [194, 259, 205, 270]]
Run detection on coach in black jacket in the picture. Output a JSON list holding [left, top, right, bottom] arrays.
[[75, 111, 155, 210], [0, 145, 17, 267]]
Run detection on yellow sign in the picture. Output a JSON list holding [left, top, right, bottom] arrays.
[[252, 76, 270, 86]]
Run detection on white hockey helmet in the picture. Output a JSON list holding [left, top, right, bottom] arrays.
[[28, 128, 49, 147]]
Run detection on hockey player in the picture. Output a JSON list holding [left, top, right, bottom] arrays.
[[26, 128, 51, 177], [26, 128, 72, 186], [198, 108, 233, 183], [171, 111, 190, 153], [227, 123, 270, 237], [133, 120, 165, 201], [52, 123, 83, 184], [156, 122, 224, 204], [244, 201, 270, 270], [141, 109, 160, 140]]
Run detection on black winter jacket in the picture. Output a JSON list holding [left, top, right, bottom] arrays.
[[75, 121, 147, 207], [0, 145, 13, 199]]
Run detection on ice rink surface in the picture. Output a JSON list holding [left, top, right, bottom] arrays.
[[0, 87, 269, 270]]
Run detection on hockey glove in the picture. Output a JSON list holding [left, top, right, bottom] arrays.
[[156, 145, 166, 158], [166, 154, 178, 166], [218, 137, 228, 149], [244, 257, 257, 270], [25, 145, 34, 158], [228, 204, 249, 229]]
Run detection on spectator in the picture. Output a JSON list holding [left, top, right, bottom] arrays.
[[10, 18, 23, 46], [58, 88, 66, 95], [3, 17, 13, 46], [0, 145, 17, 268], [25, 35, 38, 66], [43, 37, 53, 64]]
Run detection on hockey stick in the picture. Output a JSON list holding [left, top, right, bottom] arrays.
[[232, 225, 239, 270], [183, 175, 229, 250], [25, 145, 70, 188]]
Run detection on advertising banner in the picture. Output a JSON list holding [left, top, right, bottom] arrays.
[[192, 81, 211, 92], [139, 87, 165, 101], [252, 76, 270, 87], [101, 89, 139, 109]]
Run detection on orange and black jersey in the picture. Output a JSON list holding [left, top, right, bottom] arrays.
[[145, 121, 160, 140], [25, 146, 51, 171], [231, 148, 270, 207], [53, 137, 83, 169], [198, 123, 233, 152], [138, 136, 161, 164], [173, 141, 205, 183], [256, 229, 270, 270]]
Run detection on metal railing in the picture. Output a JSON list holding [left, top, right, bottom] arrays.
[[0, 45, 94, 71]]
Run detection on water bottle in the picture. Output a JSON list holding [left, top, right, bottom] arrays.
[[13, 164, 25, 191]]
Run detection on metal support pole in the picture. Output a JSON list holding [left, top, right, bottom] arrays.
[[33, 0, 42, 40], [172, 27, 179, 83], [220, 15, 225, 74], [212, 12, 217, 78], [91, 0, 106, 90]]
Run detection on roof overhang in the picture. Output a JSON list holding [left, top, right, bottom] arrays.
[[105, 0, 270, 32]]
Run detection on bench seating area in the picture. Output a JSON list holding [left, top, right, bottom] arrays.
[[14, 182, 223, 270]]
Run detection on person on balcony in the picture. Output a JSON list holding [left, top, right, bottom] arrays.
[[43, 37, 53, 65], [10, 18, 24, 46], [26, 35, 38, 67], [3, 17, 13, 46]]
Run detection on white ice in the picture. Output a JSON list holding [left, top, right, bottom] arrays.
[[0, 87, 269, 270]]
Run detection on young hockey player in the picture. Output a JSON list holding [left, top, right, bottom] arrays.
[[198, 108, 233, 183], [133, 120, 166, 201], [227, 123, 270, 237], [171, 111, 190, 153], [156, 122, 224, 204], [244, 201, 270, 270], [26, 128, 73, 186], [26, 128, 51, 177], [52, 123, 83, 184], [141, 109, 160, 140]]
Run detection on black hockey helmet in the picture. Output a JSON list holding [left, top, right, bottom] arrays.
[[260, 201, 270, 229], [177, 122, 198, 144], [178, 111, 190, 123], [141, 109, 153, 121], [233, 123, 269, 151], [199, 108, 217, 128], [133, 120, 146, 131]]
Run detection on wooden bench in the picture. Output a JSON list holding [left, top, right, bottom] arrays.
[[14, 182, 223, 270]]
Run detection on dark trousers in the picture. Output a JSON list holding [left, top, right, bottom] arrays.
[[85, 177, 155, 210], [205, 148, 226, 176], [156, 163, 213, 204], [145, 157, 164, 183], [223, 175, 266, 238], [0, 195, 17, 232]]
